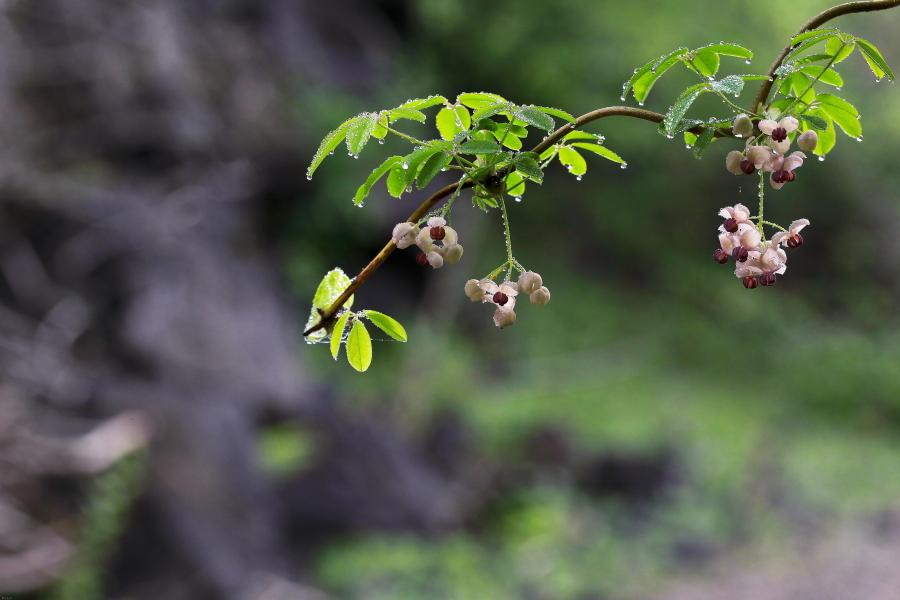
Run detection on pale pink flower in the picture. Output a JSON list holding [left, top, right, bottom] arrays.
[[416, 216, 459, 252], [718, 203, 753, 233], [493, 306, 516, 329], [479, 280, 519, 310], [764, 151, 806, 190], [758, 116, 799, 154], [735, 233, 788, 286], [392, 222, 420, 249], [779, 219, 809, 249]]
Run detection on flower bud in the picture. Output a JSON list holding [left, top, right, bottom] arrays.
[[740, 159, 756, 175], [517, 271, 543, 294], [733, 114, 753, 137], [760, 272, 776, 286], [465, 279, 485, 301], [797, 130, 818, 152], [785, 233, 803, 249], [440, 244, 464, 263], [426, 250, 444, 268], [392, 222, 419, 249], [731, 246, 749, 262], [723, 218, 739, 233], [726, 151, 744, 175], [530, 286, 551, 305], [713, 249, 729, 264], [742, 276, 759, 289], [493, 307, 516, 329]]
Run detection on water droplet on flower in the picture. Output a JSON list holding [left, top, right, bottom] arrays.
[[818, 155, 826, 161]]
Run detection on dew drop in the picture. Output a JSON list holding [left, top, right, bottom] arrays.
[[378, 139, 385, 145], [686, 144, 692, 149], [638, 101, 644, 106], [352, 154, 359, 159], [666, 133, 674, 139], [620, 163, 628, 169], [876, 77, 882, 83], [745, 59, 752, 65], [306, 174, 312, 180], [575, 175, 582, 181], [856, 135, 863, 141], [634, 68, 640, 73], [406, 186, 412, 192], [348, 151, 353, 156], [329, 151, 334, 155], [818, 155, 826, 161], [514, 197, 523, 202], [707, 76, 714, 82], [440, 167, 447, 172], [402, 163, 409, 169], [836, 87, 842, 91], [620, 96, 627, 101]]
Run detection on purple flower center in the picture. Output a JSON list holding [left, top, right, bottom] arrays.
[[771, 127, 788, 142], [493, 291, 509, 306]]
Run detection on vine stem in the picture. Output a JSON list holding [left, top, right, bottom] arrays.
[[751, 0, 900, 113], [302, 0, 900, 338]]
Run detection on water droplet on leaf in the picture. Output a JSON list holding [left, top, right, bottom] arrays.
[[818, 155, 826, 161]]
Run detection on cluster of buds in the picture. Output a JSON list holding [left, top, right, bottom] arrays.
[[725, 115, 818, 189], [464, 271, 550, 328], [714, 204, 809, 288], [392, 216, 464, 268]]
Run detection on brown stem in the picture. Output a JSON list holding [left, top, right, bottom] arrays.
[[305, 0, 900, 338], [752, 0, 900, 113]]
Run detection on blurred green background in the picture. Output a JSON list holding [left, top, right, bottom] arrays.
[[285, 0, 900, 597]]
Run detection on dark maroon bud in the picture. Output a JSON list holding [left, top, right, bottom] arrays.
[[493, 291, 509, 306], [723, 217, 739, 233], [714, 249, 729, 264], [416, 253, 429, 266], [731, 246, 749, 262], [771, 127, 788, 142], [786, 233, 803, 248], [760, 272, 776, 286], [740, 159, 756, 175], [743, 276, 759, 289], [430, 226, 446, 241]]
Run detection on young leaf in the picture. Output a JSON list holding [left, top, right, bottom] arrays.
[[436, 106, 471, 141], [784, 29, 841, 62], [798, 113, 828, 131], [710, 75, 744, 96], [660, 118, 703, 136], [417, 151, 452, 189], [388, 108, 426, 123], [458, 140, 504, 154], [307, 116, 360, 179], [355, 156, 403, 206], [505, 171, 526, 197], [331, 312, 352, 359], [305, 268, 354, 342], [856, 38, 895, 82], [346, 319, 372, 372], [692, 49, 720, 77], [346, 113, 377, 156], [531, 106, 576, 123], [471, 102, 514, 121], [513, 155, 543, 180], [564, 131, 604, 142], [457, 92, 507, 109], [825, 36, 855, 64], [364, 310, 407, 342], [399, 96, 448, 110], [800, 65, 843, 87], [664, 83, 708, 133], [691, 126, 716, 158], [557, 146, 587, 176], [631, 48, 687, 104], [794, 53, 833, 66], [684, 131, 698, 146], [816, 94, 861, 137], [514, 107, 555, 131], [386, 165, 408, 197], [492, 130, 523, 150], [539, 146, 558, 161], [790, 27, 841, 46], [570, 143, 625, 165], [703, 43, 753, 59], [808, 108, 835, 154], [372, 113, 389, 139]]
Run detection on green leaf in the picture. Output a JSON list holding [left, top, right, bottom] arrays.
[[306, 116, 360, 179], [691, 126, 716, 159], [505, 171, 526, 198], [659, 118, 703, 136], [305, 268, 354, 342], [809, 108, 835, 154], [471, 102, 514, 121], [738, 75, 771, 81], [791, 28, 841, 46], [798, 113, 828, 131], [789, 72, 815, 104], [372, 113, 389, 139], [416, 151, 451, 189], [399, 96, 448, 110], [693, 49, 720, 77], [664, 83, 708, 133], [346, 113, 377, 156], [513, 155, 543, 180], [785, 29, 841, 62], [531, 106, 576, 123], [506, 124, 528, 137], [539, 146, 557, 161], [346, 319, 372, 372], [458, 140, 504, 154], [816, 94, 860, 137], [386, 165, 408, 197], [557, 146, 587, 176], [492, 130, 523, 150], [856, 38, 895, 82], [475, 118, 499, 132], [331, 312, 352, 359], [702, 43, 753, 59], [623, 47, 687, 104], [457, 92, 507, 109], [514, 107, 555, 131], [436, 106, 471, 141], [794, 53, 833, 65], [684, 131, 698, 146], [710, 75, 744, 96], [570, 143, 625, 165], [388, 108, 426, 123], [364, 310, 407, 342], [563, 131, 604, 142], [825, 36, 855, 64], [800, 65, 843, 87], [354, 156, 403, 206]]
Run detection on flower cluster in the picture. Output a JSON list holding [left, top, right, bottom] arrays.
[[725, 115, 818, 189], [392, 217, 464, 268], [714, 204, 809, 288], [464, 271, 550, 328]]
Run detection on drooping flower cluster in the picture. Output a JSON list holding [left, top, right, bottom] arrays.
[[714, 204, 809, 288], [464, 271, 550, 328], [725, 114, 818, 190], [392, 217, 464, 268]]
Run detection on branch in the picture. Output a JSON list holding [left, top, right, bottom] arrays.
[[752, 0, 900, 113]]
